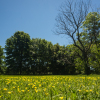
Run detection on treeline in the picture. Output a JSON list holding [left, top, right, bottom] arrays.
[[0, 32, 76, 75], [0, 12, 100, 75]]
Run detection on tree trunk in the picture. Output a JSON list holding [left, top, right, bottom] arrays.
[[19, 61, 22, 75], [83, 53, 90, 75]]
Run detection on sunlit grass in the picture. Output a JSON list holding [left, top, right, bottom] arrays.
[[0, 75, 100, 100]]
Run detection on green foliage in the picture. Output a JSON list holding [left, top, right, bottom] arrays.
[[81, 12, 100, 43], [5, 31, 31, 75], [74, 12, 100, 74], [88, 43, 100, 73], [0, 46, 5, 74]]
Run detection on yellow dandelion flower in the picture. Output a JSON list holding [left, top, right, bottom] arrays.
[[86, 90, 88, 92], [78, 90, 81, 92], [0, 96, 1, 98], [28, 84, 30, 86], [90, 89, 92, 92], [13, 87, 15, 89], [25, 87, 27, 90], [18, 88, 20, 91], [45, 92, 49, 96], [68, 85, 70, 88], [8, 92, 11, 94], [6, 79, 9, 80], [21, 90, 25, 92], [35, 87, 37, 89], [44, 88, 46, 91], [27, 90, 29, 92], [18, 91, 21, 93], [52, 86, 55, 88], [59, 97, 64, 99], [13, 82, 16, 84], [35, 89, 38, 93], [4, 88, 7, 91], [32, 84, 35, 88]]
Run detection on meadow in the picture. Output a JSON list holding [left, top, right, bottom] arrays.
[[0, 75, 100, 100]]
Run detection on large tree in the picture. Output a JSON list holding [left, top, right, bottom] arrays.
[[79, 12, 100, 73], [5, 31, 31, 75], [30, 38, 52, 74], [55, 0, 99, 75]]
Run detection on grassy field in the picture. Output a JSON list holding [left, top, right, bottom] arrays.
[[0, 75, 100, 100]]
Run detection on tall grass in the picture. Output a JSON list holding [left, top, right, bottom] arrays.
[[0, 75, 100, 100]]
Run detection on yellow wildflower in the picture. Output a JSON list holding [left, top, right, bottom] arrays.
[[52, 86, 55, 88], [28, 84, 30, 86], [13, 82, 16, 84], [18, 88, 20, 91], [90, 89, 92, 92], [35, 89, 38, 93], [18, 91, 21, 93], [21, 90, 25, 92], [25, 87, 27, 90], [8, 92, 11, 94], [86, 90, 88, 92], [78, 90, 81, 92], [45, 92, 49, 96], [43, 88, 46, 91], [32, 84, 35, 88], [59, 97, 64, 99], [68, 85, 70, 88], [4, 88, 7, 91]]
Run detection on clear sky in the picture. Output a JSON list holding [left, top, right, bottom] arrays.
[[0, 0, 100, 48]]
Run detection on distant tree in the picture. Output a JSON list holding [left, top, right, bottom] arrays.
[[0, 46, 5, 74], [29, 38, 38, 74], [46, 41, 54, 74], [5, 31, 31, 75], [30, 38, 52, 74], [50, 43, 61, 75]]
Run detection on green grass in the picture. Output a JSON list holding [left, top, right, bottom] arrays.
[[0, 75, 100, 100]]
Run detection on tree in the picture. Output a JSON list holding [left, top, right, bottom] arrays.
[[55, 0, 97, 75], [0, 46, 5, 74], [45, 41, 54, 74], [5, 31, 31, 75], [86, 42, 100, 74], [81, 12, 100, 44], [30, 38, 52, 74], [48, 43, 61, 75], [80, 12, 100, 74]]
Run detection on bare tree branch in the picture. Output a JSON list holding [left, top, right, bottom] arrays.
[[55, 0, 93, 75]]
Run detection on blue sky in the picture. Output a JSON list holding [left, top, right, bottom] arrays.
[[0, 0, 100, 48]]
